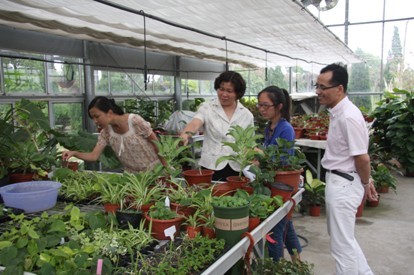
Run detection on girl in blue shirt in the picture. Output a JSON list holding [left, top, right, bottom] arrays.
[[257, 85, 302, 262]]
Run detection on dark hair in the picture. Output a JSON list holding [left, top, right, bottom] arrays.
[[214, 71, 246, 99], [88, 96, 124, 118], [258, 86, 292, 122], [320, 63, 348, 92]]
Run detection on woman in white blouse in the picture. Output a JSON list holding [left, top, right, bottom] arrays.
[[180, 71, 254, 181]]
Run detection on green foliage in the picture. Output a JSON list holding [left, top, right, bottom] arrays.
[[51, 169, 100, 202], [254, 257, 314, 275], [153, 134, 195, 178], [0, 99, 58, 175], [212, 196, 249, 208], [215, 125, 263, 176], [371, 88, 414, 174], [372, 164, 397, 192], [93, 172, 127, 205], [0, 205, 110, 273], [258, 138, 306, 172], [304, 170, 326, 206], [123, 168, 164, 209], [129, 235, 225, 274], [148, 202, 179, 220]]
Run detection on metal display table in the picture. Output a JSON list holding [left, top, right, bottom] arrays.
[[295, 139, 326, 179], [201, 188, 304, 275]]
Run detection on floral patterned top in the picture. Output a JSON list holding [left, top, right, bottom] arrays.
[[97, 114, 160, 173]]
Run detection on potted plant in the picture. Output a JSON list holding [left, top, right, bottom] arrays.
[[0, 99, 58, 182], [93, 173, 126, 213], [304, 169, 326, 217], [258, 137, 306, 193], [51, 168, 100, 203], [123, 167, 164, 212], [215, 125, 263, 188], [152, 134, 195, 180], [371, 88, 414, 176], [199, 213, 216, 239], [371, 163, 397, 193], [184, 209, 203, 238], [144, 201, 185, 240], [211, 195, 250, 246]]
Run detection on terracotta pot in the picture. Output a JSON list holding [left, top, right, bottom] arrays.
[[294, 128, 305, 139], [67, 161, 79, 171], [248, 216, 261, 231], [367, 195, 380, 207], [270, 182, 294, 202], [186, 226, 203, 238], [309, 134, 319, 140], [212, 183, 236, 196], [144, 213, 184, 240], [226, 176, 250, 189], [182, 169, 214, 186], [274, 169, 303, 193], [377, 186, 389, 193], [202, 226, 216, 239], [139, 202, 155, 213], [170, 202, 196, 218], [309, 205, 321, 217], [104, 203, 120, 214], [9, 172, 36, 183]]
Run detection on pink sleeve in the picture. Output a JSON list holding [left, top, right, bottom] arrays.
[[131, 114, 153, 137], [97, 129, 109, 146]]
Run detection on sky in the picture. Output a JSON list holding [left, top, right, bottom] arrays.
[[306, 0, 414, 68]]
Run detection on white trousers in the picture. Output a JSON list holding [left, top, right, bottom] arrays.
[[325, 172, 374, 275]]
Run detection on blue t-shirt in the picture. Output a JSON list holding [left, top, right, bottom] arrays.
[[263, 118, 295, 147]]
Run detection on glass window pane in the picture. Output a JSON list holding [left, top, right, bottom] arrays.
[[181, 79, 200, 95], [0, 103, 12, 119], [199, 80, 215, 95], [150, 74, 173, 95], [48, 58, 83, 94], [349, 0, 384, 22], [131, 73, 145, 95], [109, 71, 132, 94], [3, 57, 45, 94], [52, 103, 83, 134], [95, 70, 109, 94]]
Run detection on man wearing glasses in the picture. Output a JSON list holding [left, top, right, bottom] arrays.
[[316, 63, 377, 275]]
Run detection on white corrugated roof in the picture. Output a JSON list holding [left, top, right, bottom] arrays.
[[0, 0, 360, 67]]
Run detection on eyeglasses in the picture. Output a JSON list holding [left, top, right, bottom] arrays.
[[314, 84, 340, 91], [256, 103, 274, 109]]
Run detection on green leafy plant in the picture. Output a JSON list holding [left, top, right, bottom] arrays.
[[254, 256, 314, 275], [0, 205, 111, 273], [0, 99, 58, 176], [371, 164, 397, 192], [215, 125, 263, 177], [122, 167, 164, 209], [234, 189, 283, 218], [258, 138, 306, 172], [153, 134, 195, 178], [212, 195, 249, 208], [371, 88, 414, 175], [148, 202, 179, 220], [52, 168, 100, 202], [93, 172, 127, 205], [304, 169, 326, 206]]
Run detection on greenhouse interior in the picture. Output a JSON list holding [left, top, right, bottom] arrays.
[[0, 0, 413, 274]]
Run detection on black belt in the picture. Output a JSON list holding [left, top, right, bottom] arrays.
[[327, 170, 354, 181]]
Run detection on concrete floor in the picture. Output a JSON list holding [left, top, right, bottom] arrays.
[[293, 173, 414, 275]]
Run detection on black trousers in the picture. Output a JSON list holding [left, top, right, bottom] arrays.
[[203, 164, 239, 182]]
